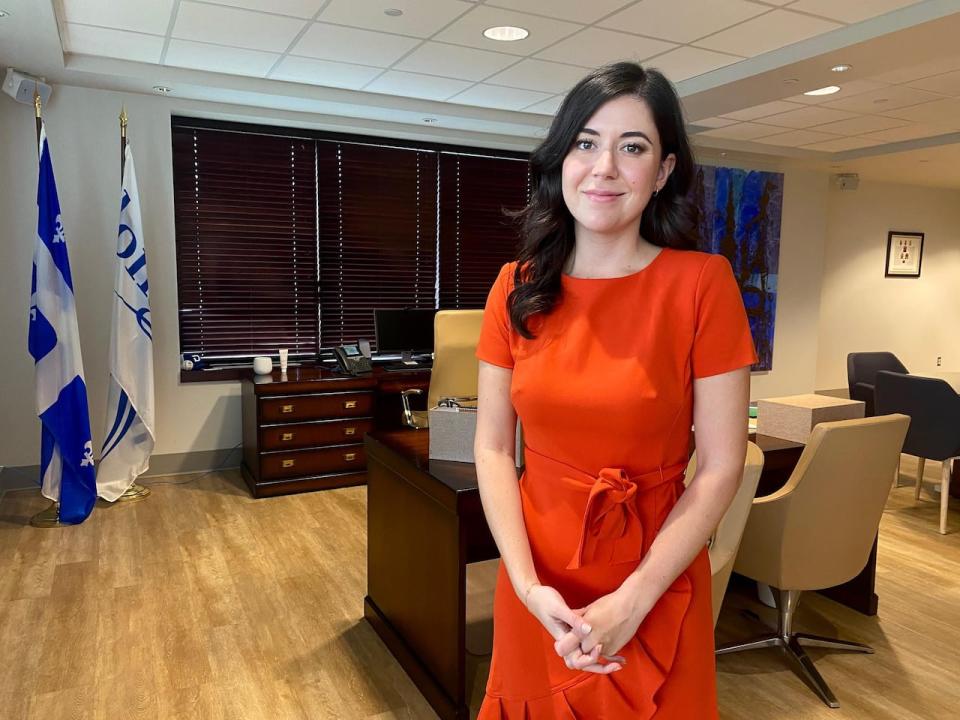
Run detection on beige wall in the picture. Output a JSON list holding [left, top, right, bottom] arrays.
[[0, 83, 829, 468], [816, 180, 960, 391]]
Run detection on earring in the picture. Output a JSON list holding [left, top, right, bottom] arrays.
[[652, 188, 659, 198]]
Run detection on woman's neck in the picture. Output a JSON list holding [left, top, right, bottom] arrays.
[[565, 228, 660, 279]]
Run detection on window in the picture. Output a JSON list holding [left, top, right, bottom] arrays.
[[171, 118, 528, 373], [172, 123, 318, 364]]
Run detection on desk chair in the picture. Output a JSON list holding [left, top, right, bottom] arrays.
[[846, 352, 907, 417], [401, 310, 484, 430], [717, 414, 910, 708], [685, 442, 765, 628], [875, 371, 960, 534]]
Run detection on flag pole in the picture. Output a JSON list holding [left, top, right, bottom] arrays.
[[114, 106, 151, 505], [30, 86, 64, 528]]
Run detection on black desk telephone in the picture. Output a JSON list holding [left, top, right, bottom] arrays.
[[333, 342, 373, 375]]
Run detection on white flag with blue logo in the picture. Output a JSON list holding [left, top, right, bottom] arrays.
[[29, 123, 97, 524], [98, 143, 155, 501]]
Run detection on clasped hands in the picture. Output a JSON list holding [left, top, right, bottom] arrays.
[[524, 582, 647, 674]]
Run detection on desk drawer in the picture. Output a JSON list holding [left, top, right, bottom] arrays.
[[260, 419, 373, 451], [260, 445, 366, 479], [260, 392, 373, 422]]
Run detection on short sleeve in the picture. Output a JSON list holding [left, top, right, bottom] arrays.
[[476, 263, 515, 369], [691, 254, 758, 379]]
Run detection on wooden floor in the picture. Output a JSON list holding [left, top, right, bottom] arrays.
[[0, 457, 957, 719]]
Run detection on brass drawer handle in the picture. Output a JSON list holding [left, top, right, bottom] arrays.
[[343, 400, 358, 409], [344, 452, 357, 462], [282, 459, 295, 468], [281, 432, 294, 441], [344, 427, 356, 436], [281, 404, 294, 414]]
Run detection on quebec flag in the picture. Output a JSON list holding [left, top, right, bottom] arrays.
[[98, 143, 155, 501], [29, 124, 97, 524]]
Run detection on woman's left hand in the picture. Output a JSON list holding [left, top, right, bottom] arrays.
[[554, 585, 649, 661]]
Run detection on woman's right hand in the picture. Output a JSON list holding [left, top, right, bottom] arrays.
[[524, 584, 624, 674]]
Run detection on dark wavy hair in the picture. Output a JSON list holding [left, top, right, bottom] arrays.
[[508, 62, 699, 338]]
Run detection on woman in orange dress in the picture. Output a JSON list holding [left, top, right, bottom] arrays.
[[474, 63, 757, 718]]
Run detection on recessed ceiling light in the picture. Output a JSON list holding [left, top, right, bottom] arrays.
[[804, 85, 841, 96], [831, 64, 852, 73], [384, 8, 403, 16], [483, 25, 529, 42], [153, 85, 172, 95], [423, 117, 438, 124]]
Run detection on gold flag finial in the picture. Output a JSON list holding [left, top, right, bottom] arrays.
[[34, 83, 42, 118], [119, 105, 128, 136]]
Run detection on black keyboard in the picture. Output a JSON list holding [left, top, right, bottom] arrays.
[[382, 362, 432, 372]]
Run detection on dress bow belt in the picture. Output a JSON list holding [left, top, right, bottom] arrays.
[[566, 463, 687, 570]]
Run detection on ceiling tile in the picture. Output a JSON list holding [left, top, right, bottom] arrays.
[[867, 55, 960, 84], [395, 42, 517, 81], [164, 39, 279, 77], [448, 84, 554, 111], [365, 70, 473, 101], [62, 24, 164, 64], [697, 122, 784, 140], [173, 2, 307, 53], [821, 85, 943, 114], [785, 0, 921, 24], [599, 0, 769, 44], [524, 95, 565, 115], [485, 0, 635, 24], [485, 59, 588, 94], [751, 128, 841, 146], [907, 69, 960, 97], [719, 99, 806, 121], [783, 79, 890, 104], [292, 23, 421, 66], [813, 114, 907, 135], [270, 56, 383, 89], [756, 105, 859, 128], [433, 5, 582, 56], [694, 10, 841, 56], [59, 0, 175, 35], [689, 116, 739, 128], [880, 97, 960, 123], [862, 121, 960, 143], [203, 0, 326, 19], [801, 136, 885, 152], [645, 46, 744, 82], [317, 0, 470, 37], [536, 28, 676, 67]]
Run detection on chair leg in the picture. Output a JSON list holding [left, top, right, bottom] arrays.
[[715, 635, 780, 655], [916, 457, 925, 500], [784, 636, 841, 709], [940, 458, 953, 535], [795, 632, 874, 654]]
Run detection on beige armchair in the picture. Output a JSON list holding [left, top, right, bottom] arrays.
[[685, 442, 765, 628], [401, 310, 484, 429], [716, 414, 910, 708]]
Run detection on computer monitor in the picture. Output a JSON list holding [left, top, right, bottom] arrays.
[[373, 308, 437, 356]]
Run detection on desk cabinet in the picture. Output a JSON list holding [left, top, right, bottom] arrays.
[[240, 367, 429, 498]]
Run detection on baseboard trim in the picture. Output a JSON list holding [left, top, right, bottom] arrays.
[[0, 446, 242, 494]]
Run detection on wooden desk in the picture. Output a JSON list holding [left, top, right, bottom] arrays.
[[240, 366, 429, 497], [364, 429, 499, 720]]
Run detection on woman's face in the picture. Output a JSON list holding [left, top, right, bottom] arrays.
[[561, 95, 676, 238]]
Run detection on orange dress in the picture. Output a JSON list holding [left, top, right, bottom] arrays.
[[475, 248, 758, 719]]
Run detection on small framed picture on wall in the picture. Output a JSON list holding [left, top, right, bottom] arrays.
[[885, 231, 924, 277]]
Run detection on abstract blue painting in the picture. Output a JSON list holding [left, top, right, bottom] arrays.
[[691, 165, 783, 371]]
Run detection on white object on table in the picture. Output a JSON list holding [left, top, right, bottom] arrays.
[[279, 348, 289, 373], [253, 356, 272, 375], [756, 393, 864, 443]]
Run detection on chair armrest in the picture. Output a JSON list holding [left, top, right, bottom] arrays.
[[401, 388, 423, 428], [850, 382, 874, 402], [732, 494, 791, 587]]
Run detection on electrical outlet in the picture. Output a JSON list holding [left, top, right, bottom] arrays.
[[937, 356, 942, 367]]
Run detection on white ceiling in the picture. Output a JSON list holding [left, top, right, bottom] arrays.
[[3, 1, 960, 186]]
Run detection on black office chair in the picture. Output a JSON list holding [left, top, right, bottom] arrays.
[[875, 370, 960, 534], [847, 352, 908, 417]]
